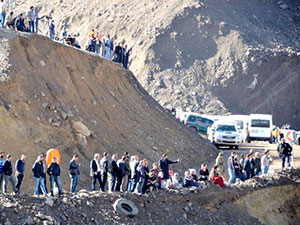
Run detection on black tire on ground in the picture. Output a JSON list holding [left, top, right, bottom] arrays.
[[235, 145, 239, 150], [215, 144, 219, 149], [247, 139, 251, 143], [113, 198, 138, 217]]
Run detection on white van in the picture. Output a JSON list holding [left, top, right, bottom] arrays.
[[247, 114, 273, 143], [227, 115, 250, 142]]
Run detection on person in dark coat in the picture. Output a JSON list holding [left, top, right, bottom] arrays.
[[135, 159, 148, 194], [199, 164, 209, 181], [32, 154, 47, 196], [15, 154, 26, 191], [69, 154, 80, 193], [277, 138, 293, 169], [15, 13, 26, 32], [116, 155, 126, 192], [3, 154, 18, 193], [122, 152, 131, 192], [0, 151, 5, 193], [100, 152, 109, 192], [159, 154, 179, 180], [90, 153, 101, 191], [114, 43, 122, 63], [108, 154, 118, 192], [123, 45, 131, 69], [47, 157, 62, 197], [243, 154, 252, 180]]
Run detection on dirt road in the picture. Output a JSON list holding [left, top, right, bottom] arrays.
[[218, 142, 300, 179]]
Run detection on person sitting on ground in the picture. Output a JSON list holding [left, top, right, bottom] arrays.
[[73, 34, 81, 48], [47, 157, 62, 197], [151, 162, 161, 188], [15, 13, 26, 32], [165, 170, 174, 189], [171, 172, 183, 189], [147, 170, 159, 192], [199, 164, 209, 181], [190, 169, 198, 182], [183, 171, 193, 188], [5, 11, 14, 28], [209, 165, 225, 188]]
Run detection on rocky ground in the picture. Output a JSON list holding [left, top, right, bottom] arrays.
[[0, 30, 216, 194], [12, 0, 300, 129], [0, 169, 300, 225]]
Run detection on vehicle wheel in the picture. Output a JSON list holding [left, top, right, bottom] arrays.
[[247, 139, 251, 143], [215, 144, 219, 149], [235, 145, 239, 150], [113, 198, 138, 217], [269, 138, 273, 144]]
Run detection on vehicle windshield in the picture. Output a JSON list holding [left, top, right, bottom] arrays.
[[251, 119, 270, 128], [235, 120, 243, 130], [216, 125, 237, 132]]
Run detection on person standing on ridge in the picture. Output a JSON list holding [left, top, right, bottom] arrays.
[[0, 151, 5, 193], [0, 0, 7, 28], [108, 154, 118, 192], [15, 154, 26, 192], [100, 152, 109, 192], [3, 154, 18, 193], [47, 157, 62, 197], [26, 6, 35, 32], [32, 154, 47, 196], [277, 138, 293, 169], [90, 153, 101, 191], [159, 154, 179, 180], [69, 154, 80, 193]]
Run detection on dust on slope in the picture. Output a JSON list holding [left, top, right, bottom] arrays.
[[14, 0, 300, 128], [0, 29, 216, 193]]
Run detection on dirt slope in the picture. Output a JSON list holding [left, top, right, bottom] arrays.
[[13, 0, 300, 128], [0, 30, 216, 193]]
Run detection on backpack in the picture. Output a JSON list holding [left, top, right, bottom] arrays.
[[0, 159, 4, 173]]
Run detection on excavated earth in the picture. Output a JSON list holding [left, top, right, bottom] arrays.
[[0, 30, 216, 194], [0, 169, 300, 225], [13, 0, 300, 128]]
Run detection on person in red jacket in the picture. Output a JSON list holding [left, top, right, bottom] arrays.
[[209, 165, 225, 188]]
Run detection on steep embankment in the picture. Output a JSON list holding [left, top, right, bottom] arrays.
[[14, 0, 300, 128], [0, 30, 216, 193]]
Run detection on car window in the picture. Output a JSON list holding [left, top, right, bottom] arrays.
[[216, 125, 237, 132], [197, 117, 205, 123], [188, 116, 196, 122], [236, 120, 243, 130], [251, 119, 270, 128]]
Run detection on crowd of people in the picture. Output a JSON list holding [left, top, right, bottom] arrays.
[[0, 3, 131, 69], [86, 30, 132, 69], [0, 138, 293, 197]]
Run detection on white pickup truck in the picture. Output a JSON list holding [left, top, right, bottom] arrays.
[[207, 121, 243, 149]]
